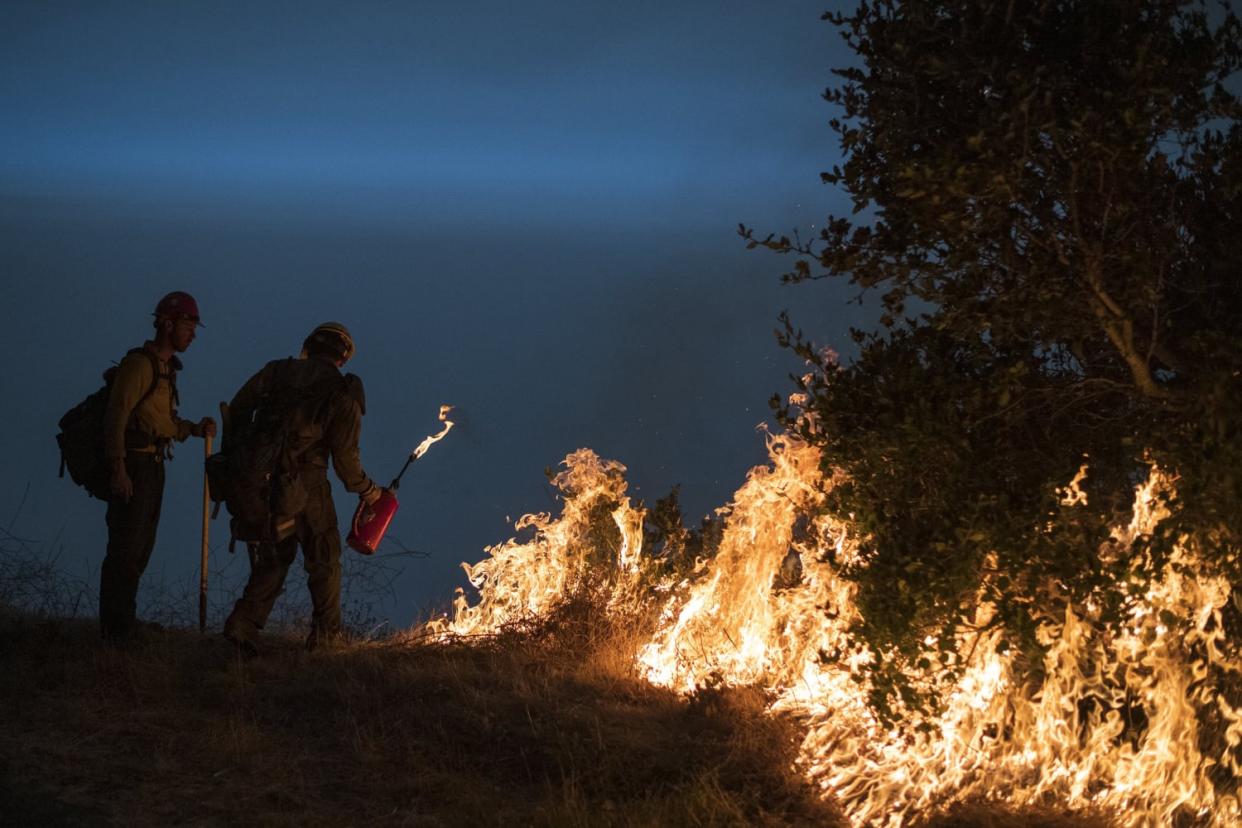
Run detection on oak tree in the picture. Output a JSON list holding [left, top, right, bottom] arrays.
[[748, 0, 1242, 712]]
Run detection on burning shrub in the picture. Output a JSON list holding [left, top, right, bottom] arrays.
[[440, 429, 1242, 824]]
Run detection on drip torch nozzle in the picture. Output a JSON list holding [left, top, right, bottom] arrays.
[[390, 404, 455, 491], [350, 405, 454, 557]]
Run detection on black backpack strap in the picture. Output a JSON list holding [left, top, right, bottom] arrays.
[[124, 347, 166, 408], [167, 355, 182, 407]]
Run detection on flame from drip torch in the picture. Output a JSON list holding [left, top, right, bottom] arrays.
[[411, 404, 455, 461]]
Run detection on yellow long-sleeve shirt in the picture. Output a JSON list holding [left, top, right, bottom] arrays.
[[103, 345, 194, 459]]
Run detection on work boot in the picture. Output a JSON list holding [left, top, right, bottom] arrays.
[[222, 609, 264, 658], [101, 617, 147, 649], [102, 616, 167, 644], [102, 624, 158, 651], [100, 612, 135, 642], [222, 615, 261, 659], [223, 630, 260, 660]]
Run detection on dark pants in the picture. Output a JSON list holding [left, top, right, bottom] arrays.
[[224, 476, 343, 646], [101, 453, 165, 639]]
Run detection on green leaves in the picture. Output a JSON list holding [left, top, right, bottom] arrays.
[[763, 0, 1242, 716]]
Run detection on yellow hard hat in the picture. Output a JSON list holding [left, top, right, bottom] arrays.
[[304, 321, 355, 362]]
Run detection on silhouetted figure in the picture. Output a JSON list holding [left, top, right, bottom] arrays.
[[101, 291, 216, 642], [222, 322, 382, 655]]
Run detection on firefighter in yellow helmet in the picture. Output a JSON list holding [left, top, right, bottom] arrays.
[[222, 322, 383, 655]]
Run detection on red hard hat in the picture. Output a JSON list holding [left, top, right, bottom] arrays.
[[154, 291, 204, 326]]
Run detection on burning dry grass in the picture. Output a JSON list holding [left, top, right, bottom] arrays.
[[433, 438, 1240, 826], [919, 802, 1116, 828], [0, 604, 837, 827]]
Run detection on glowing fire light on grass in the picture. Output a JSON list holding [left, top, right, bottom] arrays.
[[434, 429, 1242, 825]]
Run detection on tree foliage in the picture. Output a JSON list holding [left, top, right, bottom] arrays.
[[745, 0, 1242, 708]]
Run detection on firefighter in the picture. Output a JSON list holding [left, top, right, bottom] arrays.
[[222, 322, 383, 655], [101, 291, 216, 642]]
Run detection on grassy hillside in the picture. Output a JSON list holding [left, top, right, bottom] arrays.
[[0, 532, 1117, 827], [0, 606, 840, 827], [0, 607, 1118, 827]]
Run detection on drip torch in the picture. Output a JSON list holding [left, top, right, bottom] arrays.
[[347, 405, 455, 555]]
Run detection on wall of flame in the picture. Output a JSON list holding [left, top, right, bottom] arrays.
[[431, 431, 1242, 825]]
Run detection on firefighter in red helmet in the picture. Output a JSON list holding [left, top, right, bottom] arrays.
[[222, 322, 383, 656], [100, 291, 216, 642]]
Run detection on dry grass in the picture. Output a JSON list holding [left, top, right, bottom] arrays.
[[0, 603, 839, 827], [0, 581, 1121, 827]]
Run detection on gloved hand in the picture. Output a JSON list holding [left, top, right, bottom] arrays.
[[361, 484, 383, 506], [192, 417, 217, 439]]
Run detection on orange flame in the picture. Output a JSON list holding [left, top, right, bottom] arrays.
[[433, 430, 1242, 825], [432, 449, 648, 635], [411, 404, 455, 461]]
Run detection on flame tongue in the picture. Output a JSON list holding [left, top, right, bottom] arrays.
[[434, 431, 1242, 826], [411, 404, 455, 461]]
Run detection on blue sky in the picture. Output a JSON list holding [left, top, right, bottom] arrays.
[[4, 2, 833, 219], [1, 1, 867, 625]]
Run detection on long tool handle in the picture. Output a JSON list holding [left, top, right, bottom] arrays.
[[199, 433, 212, 634]]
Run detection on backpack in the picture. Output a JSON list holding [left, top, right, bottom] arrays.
[[56, 348, 165, 500], [207, 361, 342, 547]]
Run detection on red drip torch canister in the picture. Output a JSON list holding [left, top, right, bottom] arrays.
[[347, 485, 399, 555], [347, 407, 453, 555]]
